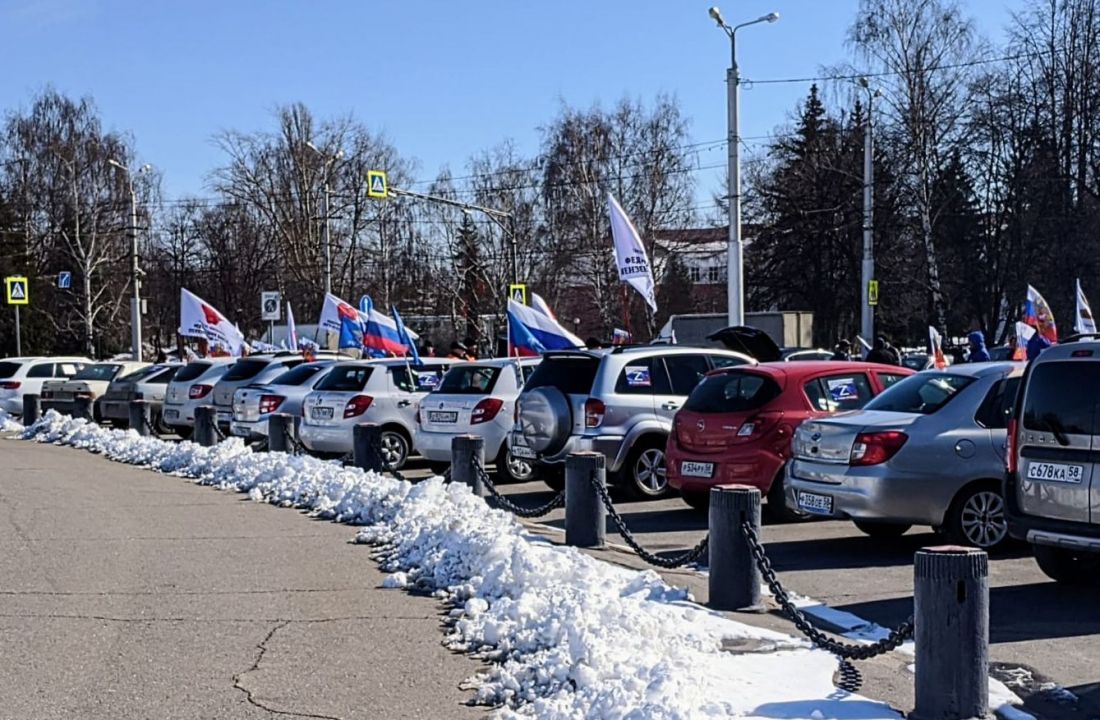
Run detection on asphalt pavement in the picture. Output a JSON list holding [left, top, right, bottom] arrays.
[[0, 440, 486, 720]]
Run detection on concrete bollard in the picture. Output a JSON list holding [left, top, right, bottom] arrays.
[[193, 406, 218, 447], [565, 452, 606, 549], [913, 546, 989, 720], [451, 435, 486, 496], [73, 396, 94, 421], [708, 485, 765, 612], [353, 423, 384, 472], [129, 400, 151, 437], [267, 413, 292, 453], [22, 394, 40, 426]]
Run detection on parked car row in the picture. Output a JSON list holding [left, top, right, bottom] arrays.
[[7, 334, 1098, 584]]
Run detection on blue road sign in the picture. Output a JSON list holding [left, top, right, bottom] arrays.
[[58, 271, 71, 289]]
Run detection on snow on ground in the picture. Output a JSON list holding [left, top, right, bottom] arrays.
[[0, 408, 21, 432], [20, 411, 904, 719]]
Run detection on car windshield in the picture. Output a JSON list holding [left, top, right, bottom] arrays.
[[864, 373, 974, 414], [221, 359, 269, 381], [1023, 362, 1100, 435], [316, 366, 373, 392], [0, 361, 21, 379], [271, 364, 327, 387], [73, 364, 121, 382], [173, 362, 213, 383], [684, 372, 781, 413], [437, 365, 501, 394], [525, 356, 600, 395]]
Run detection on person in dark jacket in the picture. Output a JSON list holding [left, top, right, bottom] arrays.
[[967, 330, 991, 362], [831, 339, 852, 361], [866, 336, 900, 365], [1027, 332, 1052, 360]]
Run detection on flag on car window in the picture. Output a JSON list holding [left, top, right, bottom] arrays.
[[927, 326, 947, 369], [1025, 285, 1058, 343], [1075, 279, 1096, 335]]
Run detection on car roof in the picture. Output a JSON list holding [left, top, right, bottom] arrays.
[[712, 360, 908, 379], [449, 357, 540, 369], [914, 361, 1022, 378], [542, 346, 758, 362], [1030, 340, 1100, 362], [333, 357, 451, 368]]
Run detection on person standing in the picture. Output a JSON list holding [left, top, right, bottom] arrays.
[[967, 330, 991, 362], [866, 336, 900, 365]]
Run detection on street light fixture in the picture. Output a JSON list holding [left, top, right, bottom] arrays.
[[709, 6, 779, 327], [108, 158, 151, 362], [305, 142, 344, 297]]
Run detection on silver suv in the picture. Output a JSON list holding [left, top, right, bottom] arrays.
[[509, 347, 755, 498], [1007, 341, 1100, 583]]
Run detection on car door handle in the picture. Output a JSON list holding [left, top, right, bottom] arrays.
[[661, 402, 680, 410], [397, 400, 412, 408]]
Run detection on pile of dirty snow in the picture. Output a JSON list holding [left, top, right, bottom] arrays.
[[0, 409, 22, 432], [20, 411, 903, 719]]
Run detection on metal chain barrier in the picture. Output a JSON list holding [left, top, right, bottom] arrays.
[[741, 520, 913, 660], [282, 423, 307, 456], [837, 659, 863, 693], [142, 414, 160, 437], [588, 473, 709, 569], [471, 456, 564, 518], [210, 419, 228, 442]]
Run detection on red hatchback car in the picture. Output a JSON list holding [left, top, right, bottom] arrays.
[[666, 361, 912, 517]]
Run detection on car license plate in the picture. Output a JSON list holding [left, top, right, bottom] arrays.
[[510, 437, 536, 459], [311, 406, 334, 420], [1026, 461, 1084, 484], [231, 424, 250, 437], [164, 409, 179, 420], [427, 410, 458, 423], [798, 491, 834, 515], [680, 461, 714, 478], [216, 411, 231, 424]]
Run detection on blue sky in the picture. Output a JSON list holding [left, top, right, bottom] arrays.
[[1, 0, 1023, 202]]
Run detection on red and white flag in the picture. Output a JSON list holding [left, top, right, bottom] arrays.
[[928, 326, 947, 369], [178, 288, 246, 357]]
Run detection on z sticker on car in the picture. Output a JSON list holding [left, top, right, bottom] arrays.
[[624, 366, 651, 387], [826, 377, 858, 401], [416, 372, 441, 390]]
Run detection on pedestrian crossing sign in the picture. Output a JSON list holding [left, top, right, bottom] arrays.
[[5, 276, 28, 305], [868, 280, 879, 307], [508, 284, 527, 305], [367, 170, 388, 199]]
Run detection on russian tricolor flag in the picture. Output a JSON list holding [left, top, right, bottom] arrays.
[[507, 298, 583, 356], [363, 307, 411, 356]]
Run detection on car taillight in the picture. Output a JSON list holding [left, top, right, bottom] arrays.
[[585, 398, 606, 428], [189, 384, 213, 399], [472, 398, 504, 425], [0, 381, 20, 390], [850, 431, 908, 466], [344, 395, 373, 418], [1006, 418, 1018, 474], [259, 395, 285, 414]]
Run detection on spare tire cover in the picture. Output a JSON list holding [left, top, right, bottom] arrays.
[[517, 386, 572, 456]]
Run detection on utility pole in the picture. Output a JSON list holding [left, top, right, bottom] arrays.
[[859, 78, 879, 345], [709, 7, 779, 328], [108, 159, 149, 362], [306, 142, 342, 298]]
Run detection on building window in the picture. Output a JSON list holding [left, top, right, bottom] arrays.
[[705, 265, 726, 284], [688, 266, 703, 283]]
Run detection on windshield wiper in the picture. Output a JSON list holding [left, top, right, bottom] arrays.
[[1042, 413, 1071, 447]]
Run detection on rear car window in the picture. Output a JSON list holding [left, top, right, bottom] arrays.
[[271, 364, 327, 387], [804, 373, 874, 412], [173, 362, 213, 383], [1022, 362, 1100, 435], [438, 365, 501, 394], [526, 356, 600, 395], [0, 361, 20, 379], [391, 366, 445, 392], [976, 376, 1020, 430], [221, 359, 269, 381], [73, 364, 121, 382], [865, 373, 974, 414], [117, 366, 163, 384], [683, 372, 781, 413], [148, 367, 180, 384], [317, 366, 373, 392]]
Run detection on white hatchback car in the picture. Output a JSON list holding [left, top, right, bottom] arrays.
[[299, 358, 453, 467], [0, 356, 90, 416], [41, 361, 150, 419], [230, 360, 337, 440], [415, 357, 541, 481], [161, 358, 235, 438]]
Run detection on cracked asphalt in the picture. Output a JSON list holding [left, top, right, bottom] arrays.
[[0, 440, 486, 720]]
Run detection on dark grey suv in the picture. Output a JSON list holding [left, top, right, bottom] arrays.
[[508, 346, 754, 498]]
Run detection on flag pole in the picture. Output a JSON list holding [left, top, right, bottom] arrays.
[[620, 284, 633, 340]]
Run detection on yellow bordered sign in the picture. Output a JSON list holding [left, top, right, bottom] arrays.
[[508, 283, 527, 305], [868, 280, 879, 306], [5, 276, 28, 305], [367, 170, 388, 199]]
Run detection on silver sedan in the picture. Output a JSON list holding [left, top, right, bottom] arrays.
[[785, 362, 1023, 549]]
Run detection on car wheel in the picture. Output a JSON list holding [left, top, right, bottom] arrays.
[[853, 520, 911, 538], [682, 491, 710, 512], [1033, 544, 1100, 585], [625, 439, 669, 499], [947, 484, 1008, 550], [764, 471, 807, 523], [379, 430, 409, 469], [496, 448, 537, 484]]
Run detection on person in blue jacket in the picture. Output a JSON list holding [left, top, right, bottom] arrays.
[[967, 330, 991, 362], [1026, 332, 1052, 360]]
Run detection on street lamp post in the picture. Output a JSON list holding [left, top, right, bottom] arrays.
[[306, 142, 343, 297], [857, 78, 880, 346], [709, 7, 779, 328], [108, 159, 150, 362]]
